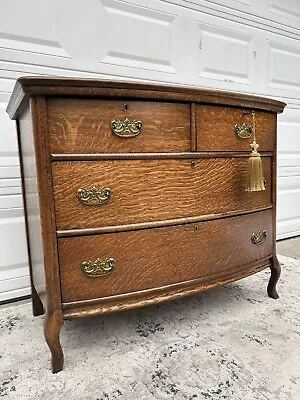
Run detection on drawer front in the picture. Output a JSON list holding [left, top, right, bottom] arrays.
[[48, 99, 191, 153], [58, 210, 273, 302], [52, 158, 272, 230], [196, 106, 276, 151]]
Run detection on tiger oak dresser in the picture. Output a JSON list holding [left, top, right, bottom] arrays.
[[7, 77, 286, 373]]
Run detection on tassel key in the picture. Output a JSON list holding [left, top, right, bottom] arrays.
[[245, 140, 266, 192]]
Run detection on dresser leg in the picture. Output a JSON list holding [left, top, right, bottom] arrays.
[[44, 310, 64, 373], [31, 285, 44, 316], [267, 256, 281, 299]]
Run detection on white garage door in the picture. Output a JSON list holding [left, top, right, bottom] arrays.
[[1, 0, 300, 301]]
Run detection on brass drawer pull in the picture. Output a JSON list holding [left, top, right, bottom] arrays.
[[251, 230, 267, 245], [81, 258, 115, 278], [111, 118, 142, 137], [235, 123, 253, 139], [77, 186, 111, 205]]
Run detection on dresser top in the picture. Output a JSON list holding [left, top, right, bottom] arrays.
[[7, 76, 286, 119]]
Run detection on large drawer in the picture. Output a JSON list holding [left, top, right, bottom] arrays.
[[196, 105, 276, 152], [58, 210, 273, 302], [48, 99, 191, 153], [52, 158, 272, 230]]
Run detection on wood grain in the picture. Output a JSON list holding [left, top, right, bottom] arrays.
[[63, 261, 271, 319], [58, 210, 273, 302], [48, 99, 190, 153], [51, 151, 273, 161], [52, 158, 272, 230], [43, 310, 64, 373], [7, 76, 285, 373], [196, 105, 276, 151], [7, 77, 286, 120], [56, 206, 272, 237], [17, 108, 46, 314], [30, 97, 62, 314]]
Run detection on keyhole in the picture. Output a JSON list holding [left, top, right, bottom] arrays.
[[194, 225, 198, 232], [191, 160, 196, 168], [124, 104, 128, 112]]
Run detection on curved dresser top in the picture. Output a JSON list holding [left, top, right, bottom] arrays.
[[7, 76, 286, 119]]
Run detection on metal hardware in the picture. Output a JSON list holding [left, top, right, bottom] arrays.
[[77, 186, 111, 205], [191, 160, 196, 168], [81, 258, 115, 278], [235, 123, 253, 139], [251, 230, 267, 245], [111, 118, 142, 137], [124, 104, 128, 111], [194, 225, 198, 231]]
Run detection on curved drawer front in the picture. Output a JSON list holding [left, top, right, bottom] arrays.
[[48, 99, 191, 153], [58, 210, 273, 303], [52, 158, 272, 230], [196, 105, 276, 152]]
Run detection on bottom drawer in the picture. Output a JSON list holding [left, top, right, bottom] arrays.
[[58, 210, 273, 303]]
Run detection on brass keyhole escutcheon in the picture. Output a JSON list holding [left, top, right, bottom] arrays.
[[235, 123, 253, 139], [235, 110, 254, 139], [194, 225, 199, 232]]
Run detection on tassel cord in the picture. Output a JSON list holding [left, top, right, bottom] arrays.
[[245, 111, 266, 192]]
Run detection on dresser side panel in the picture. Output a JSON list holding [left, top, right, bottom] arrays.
[[18, 103, 46, 309], [18, 97, 62, 314], [30, 97, 62, 314]]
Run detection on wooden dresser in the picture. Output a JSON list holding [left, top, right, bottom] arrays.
[[7, 77, 285, 373]]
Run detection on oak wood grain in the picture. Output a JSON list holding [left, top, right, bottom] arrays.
[[30, 97, 62, 314], [196, 105, 276, 151], [7, 76, 285, 373], [48, 99, 190, 153], [50, 151, 273, 161], [52, 158, 272, 230], [58, 210, 273, 302], [17, 107, 46, 314], [62, 260, 271, 319], [56, 206, 272, 237], [7, 77, 286, 119]]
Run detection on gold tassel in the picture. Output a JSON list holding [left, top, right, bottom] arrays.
[[245, 111, 265, 192], [245, 140, 265, 191]]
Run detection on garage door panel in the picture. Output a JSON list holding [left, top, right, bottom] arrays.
[[277, 108, 300, 240], [197, 22, 253, 85], [268, 42, 300, 92]]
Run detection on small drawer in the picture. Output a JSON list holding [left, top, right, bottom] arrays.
[[58, 210, 273, 302], [48, 99, 191, 153], [52, 158, 272, 230], [196, 105, 276, 152]]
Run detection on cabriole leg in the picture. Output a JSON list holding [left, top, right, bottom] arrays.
[[44, 310, 64, 373], [267, 256, 281, 299]]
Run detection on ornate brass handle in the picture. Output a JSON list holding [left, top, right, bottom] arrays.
[[81, 258, 115, 278], [235, 123, 253, 139], [251, 230, 267, 245], [77, 186, 111, 205], [111, 118, 142, 137]]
